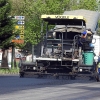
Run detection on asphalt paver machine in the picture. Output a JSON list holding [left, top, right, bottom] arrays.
[[19, 14, 100, 81]]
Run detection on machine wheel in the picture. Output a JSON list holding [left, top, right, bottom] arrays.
[[19, 72, 24, 78]]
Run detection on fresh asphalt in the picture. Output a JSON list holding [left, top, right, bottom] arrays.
[[0, 74, 100, 100]]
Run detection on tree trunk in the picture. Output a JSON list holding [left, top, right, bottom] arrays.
[[1, 49, 8, 68]]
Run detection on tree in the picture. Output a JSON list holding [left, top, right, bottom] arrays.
[[10, 0, 99, 52], [10, 0, 98, 46], [0, 0, 15, 68], [10, 0, 71, 52], [71, 0, 98, 10], [10, 0, 25, 15], [20, 0, 71, 45]]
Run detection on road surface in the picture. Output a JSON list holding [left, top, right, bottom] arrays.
[[0, 74, 100, 100]]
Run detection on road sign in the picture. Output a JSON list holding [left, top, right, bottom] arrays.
[[15, 16, 25, 20], [12, 39, 24, 43], [19, 26, 24, 29], [20, 30, 24, 34], [15, 25, 19, 29], [16, 35, 20, 39], [17, 21, 25, 25], [20, 35, 24, 39], [13, 15, 25, 41], [15, 25, 24, 30]]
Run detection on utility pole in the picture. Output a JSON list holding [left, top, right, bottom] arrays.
[[32, 45, 34, 62]]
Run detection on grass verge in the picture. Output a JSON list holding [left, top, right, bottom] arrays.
[[0, 67, 19, 75]]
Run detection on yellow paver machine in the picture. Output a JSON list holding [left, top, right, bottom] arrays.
[[19, 10, 100, 81]]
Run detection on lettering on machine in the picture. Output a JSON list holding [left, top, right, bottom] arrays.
[[55, 15, 69, 19]]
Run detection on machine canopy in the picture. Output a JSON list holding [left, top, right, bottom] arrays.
[[41, 15, 86, 26]]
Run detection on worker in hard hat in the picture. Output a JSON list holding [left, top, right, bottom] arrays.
[[78, 31, 87, 45], [81, 31, 87, 38]]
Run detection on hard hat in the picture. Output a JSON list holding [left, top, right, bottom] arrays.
[[82, 31, 87, 35]]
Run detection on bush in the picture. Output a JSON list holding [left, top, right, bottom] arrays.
[[0, 67, 19, 74]]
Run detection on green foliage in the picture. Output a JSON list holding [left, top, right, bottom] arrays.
[[71, 0, 98, 10], [10, 0, 98, 49], [10, 0, 24, 15], [0, 67, 19, 74], [21, 0, 71, 45], [0, 0, 15, 49]]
